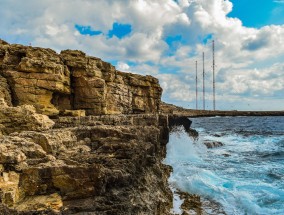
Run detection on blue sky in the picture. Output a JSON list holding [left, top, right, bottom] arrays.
[[0, 0, 284, 111], [229, 0, 284, 27]]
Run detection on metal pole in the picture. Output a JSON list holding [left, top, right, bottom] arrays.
[[212, 40, 216, 110], [196, 60, 198, 110], [203, 52, 205, 110]]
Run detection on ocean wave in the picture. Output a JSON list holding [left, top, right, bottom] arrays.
[[165, 116, 284, 215]]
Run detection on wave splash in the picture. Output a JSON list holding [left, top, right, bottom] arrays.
[[164, 116, 284, 215]]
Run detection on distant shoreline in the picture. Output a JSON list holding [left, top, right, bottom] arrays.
[[172, 109, 284, 117], [161, 102, 284, 117]]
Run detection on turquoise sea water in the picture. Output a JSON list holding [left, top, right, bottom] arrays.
[[165, 116, 284, 215]]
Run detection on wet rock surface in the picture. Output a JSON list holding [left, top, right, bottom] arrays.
[[203, 141, 224, 149], [173, 190, 227, 215]]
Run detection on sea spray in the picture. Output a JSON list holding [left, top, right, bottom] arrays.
[[165, 116, 284, 215]]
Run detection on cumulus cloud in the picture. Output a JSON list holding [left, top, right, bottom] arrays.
[[117, 61, 159, 76], [158, 73, 195, 102], [1, 0, 284, 110], [116, 62, 131, 72], [219, 63, 284, 96]]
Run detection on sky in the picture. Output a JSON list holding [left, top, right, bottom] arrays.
[[0, 0, 284, 111]]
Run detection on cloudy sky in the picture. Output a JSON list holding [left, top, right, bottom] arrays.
[[1, 0, 284, 110]]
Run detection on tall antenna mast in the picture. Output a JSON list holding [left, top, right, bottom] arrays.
[[203, 52, 205, 110], [212, 40, 216, 110], [196, 60, 198, 110]]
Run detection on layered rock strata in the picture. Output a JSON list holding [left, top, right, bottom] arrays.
[[0, 40, 162, 116], [0, 40, 171, 214], [0, 111, 172, 214]]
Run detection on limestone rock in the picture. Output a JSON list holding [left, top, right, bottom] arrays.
[[0, 40, 9, 45], [14, 193, 63, 213], [0, 99, 54, 135], [60, 50, 162, 115], [0, 43, 70, 115], [0, 115, 172, 214], [0, 41, 162, 116], [61, 109, 86, 117], [0, 40, 171, 215], [0, 75, 12, 106]]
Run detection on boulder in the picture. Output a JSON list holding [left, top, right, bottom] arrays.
[[203, 141, 224, 148]]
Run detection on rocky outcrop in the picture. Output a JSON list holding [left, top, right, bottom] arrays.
[[0, 99, 54, 136], [0, 41, 162, 116], [0, 114, 172, 214], [168, 115, 198, 140], [168, 116, 192, 132], [0, 42, 70, 115], [0, 40, 171, 214], [203, 141, 224, 149]]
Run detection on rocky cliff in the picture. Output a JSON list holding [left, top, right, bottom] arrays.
[[0, 40, 172, 215], [0, 40, 162, 116]]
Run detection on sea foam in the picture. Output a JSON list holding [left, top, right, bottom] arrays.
[[165, 116, 284, 215]]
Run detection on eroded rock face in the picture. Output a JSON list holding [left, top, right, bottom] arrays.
[[0, 75, 12, 106], [0, 42, 70, 115], [0, 99, 54, 135], [60, 50, 162, 115], [0, 40, 170, 214], [0, 115, 172, 214], [0, 41, 162, 116]]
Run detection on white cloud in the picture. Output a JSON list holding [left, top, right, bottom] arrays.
[[1, 0, 284, 110], [117, 61, 159, 76], [116, 62, 131, 72], [218, 63, 284, 97], [157, 73, 197, 103], [274, 0, 284, 3]]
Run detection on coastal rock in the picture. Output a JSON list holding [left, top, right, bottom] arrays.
[[0, 40, 171, 214], [168, 116, 199, 140], [0, 115, 172, 214], [0, 99, 54, 135], [0, 41, 161, 116], [176, 191, 202, 215], [0, 43, 70, 115], [203, 141, 224, 149], [60, 50, 162, 115], [0, 75, 12, 106], [174, 187, 227, 214], [169, 116, 192, 132]]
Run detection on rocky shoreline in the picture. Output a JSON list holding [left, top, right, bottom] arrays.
[[0, 40, 176, 214], [1, 111, 173, 214], [2, 40, 274, 214]]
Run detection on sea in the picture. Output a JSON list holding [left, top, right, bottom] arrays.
[[164, 116, 284, 215]]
